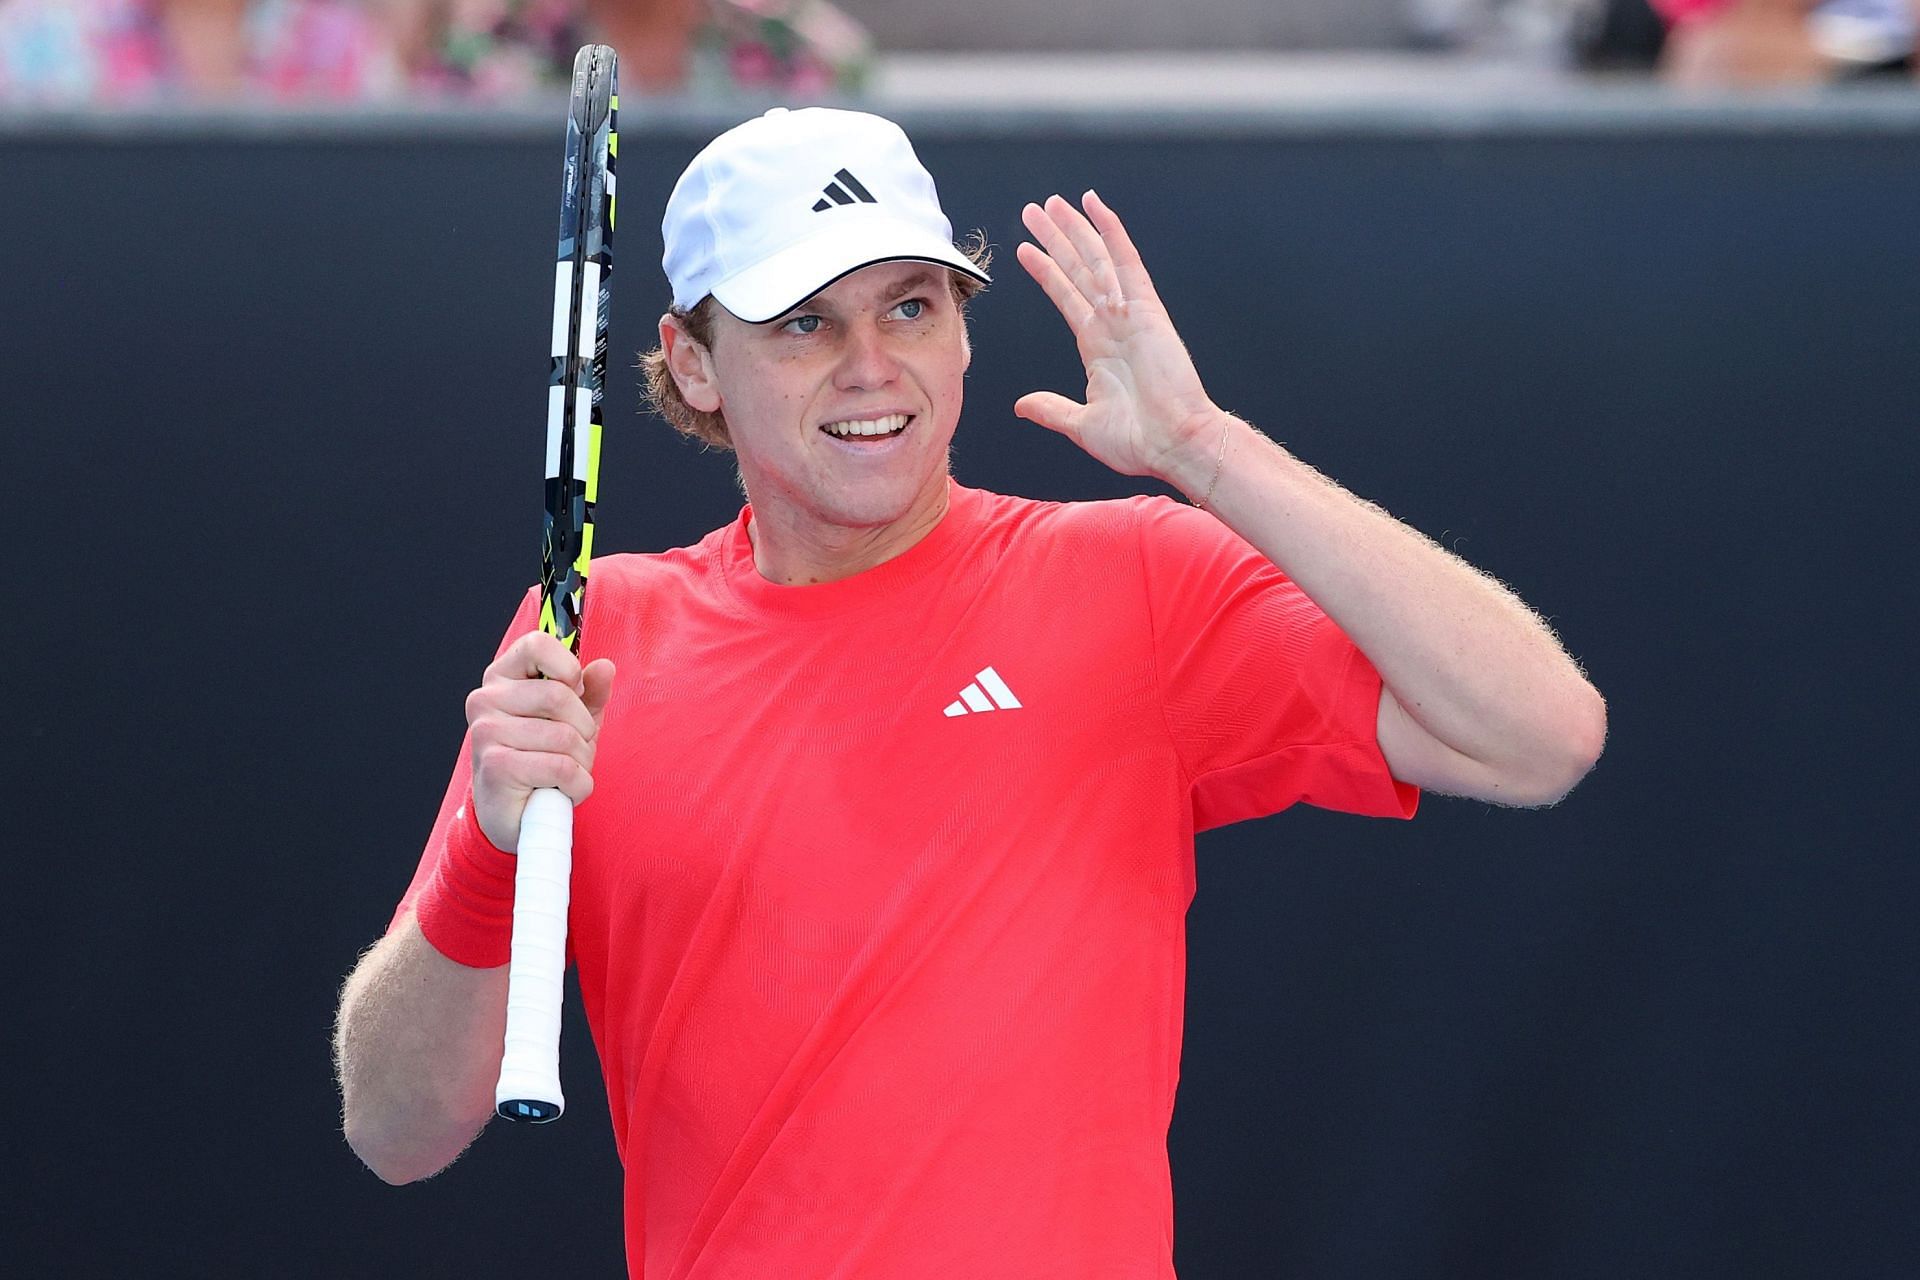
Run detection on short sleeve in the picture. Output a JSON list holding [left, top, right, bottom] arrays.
[[1133, 498, 1418, 831], [389, 587, 543, 967]]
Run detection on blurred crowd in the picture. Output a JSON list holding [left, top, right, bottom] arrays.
[[0, 0, 1912, 104], [1650, 0, 1917, 84], [1426, 0, 1915, 83], [0, 0, 872, 103]]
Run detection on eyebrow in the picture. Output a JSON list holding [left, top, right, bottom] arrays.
[[880, 268, 942, 296]]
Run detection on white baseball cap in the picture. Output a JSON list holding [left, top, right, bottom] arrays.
[[662, 107, 990, 324]]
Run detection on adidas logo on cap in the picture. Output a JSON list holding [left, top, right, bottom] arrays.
[[812, 168, 877, 212]]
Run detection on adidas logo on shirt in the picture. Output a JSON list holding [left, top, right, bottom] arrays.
[[943, 666, 1022, 717], [812, 168, 878, 212]]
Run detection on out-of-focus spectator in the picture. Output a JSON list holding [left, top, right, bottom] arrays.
[[582, 0, 697, 91], [1653, 0, 1918, 83], [697, 0, 871, 95], [1656, 0, 1833, 84], [0, 0, 401, 102], [384, 0, 588, 98], [1573, 0, 1671, 70], [1407, 0, 1915, 80], [0, 0, 872, 104], [1806, 0, 1915, 70]]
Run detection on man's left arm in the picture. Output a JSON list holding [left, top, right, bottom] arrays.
[[1015, 192, 1606, 808]]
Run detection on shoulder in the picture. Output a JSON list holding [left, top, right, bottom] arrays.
[[572, 525, 734, 661], [978, 489, 1247, 582], [585, 522, 730, 592], [963, 485, 1188, 559]]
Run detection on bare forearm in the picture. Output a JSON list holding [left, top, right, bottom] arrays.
[[1164, 413, 1605, 801], [333, 912, 507, 1184], [1007, 193, 1600, 801]]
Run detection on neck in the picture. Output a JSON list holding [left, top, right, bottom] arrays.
[[746, 478, 953, 586]]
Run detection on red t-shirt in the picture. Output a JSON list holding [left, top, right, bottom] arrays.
[[1648, 0, 1734, 24], [395, 480, 1417, 1278]]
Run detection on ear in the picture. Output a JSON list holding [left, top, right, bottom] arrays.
[[660, 313, 722, 414]]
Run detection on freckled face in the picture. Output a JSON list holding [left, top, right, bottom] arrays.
[[705, 260, 971, 539]]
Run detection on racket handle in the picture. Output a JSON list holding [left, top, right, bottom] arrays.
[[495, 785, 573, 1123]]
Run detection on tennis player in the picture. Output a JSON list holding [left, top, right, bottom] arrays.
[[335, 106, 1605, 1277]]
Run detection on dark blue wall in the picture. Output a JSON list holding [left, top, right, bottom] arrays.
[[4, 111, 1915, 1276]]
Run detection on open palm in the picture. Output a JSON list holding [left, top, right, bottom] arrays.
[[1014, 192, 1220, 480]]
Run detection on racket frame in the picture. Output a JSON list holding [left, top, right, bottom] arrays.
[[495, 43, 618, 1126]]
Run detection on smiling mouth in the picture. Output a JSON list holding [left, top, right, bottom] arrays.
[[820, 412, 912, 440]]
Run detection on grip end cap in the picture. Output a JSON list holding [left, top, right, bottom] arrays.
[[497, 1098, 564, 1124]]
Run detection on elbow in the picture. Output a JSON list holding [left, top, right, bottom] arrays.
[[343, 1106, 471, 1186], [344, 1115, 427, 1186], [1562, 681, 1610, 786], [1512, 682, 1608, 807]]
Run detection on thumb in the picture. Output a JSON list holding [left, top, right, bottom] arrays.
[[1014, 391, 1086, 442], [581, 658, 617, 724]]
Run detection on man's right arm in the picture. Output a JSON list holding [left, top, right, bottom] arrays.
[[334, 912, 508, 1184], [333, 631, 615, 1183]]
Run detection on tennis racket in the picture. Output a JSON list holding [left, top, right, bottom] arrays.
[[495, 43, 618, 1125]]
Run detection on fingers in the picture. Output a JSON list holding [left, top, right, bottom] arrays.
[[466, 675, 598, 745], [467, 635, 618, 845], [1021, 198, 1112, 316], [1020, 191, 1155, 319], [467, 673, 601, 790], [476, 740, 597, 810], [580, 658, 617, 724], [474, 708, 598, 774], [487, 629, 584, 688], [1013, 391, 1087, 443], [1045, 193, 1121, 306], [476, 635, 614, 738], [1079, 190, 1158, 306], [469, 713, 597, 848], [1016, 240, 1096, 337]]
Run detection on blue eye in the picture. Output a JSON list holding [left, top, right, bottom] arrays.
[[894, 298, 926, 320], [784, 314, 822, 335]]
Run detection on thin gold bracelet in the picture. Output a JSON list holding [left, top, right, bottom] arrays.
[[1196, 416, 1230, 511]]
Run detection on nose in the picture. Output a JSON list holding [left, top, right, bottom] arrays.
[[833, 318, 901, 391]]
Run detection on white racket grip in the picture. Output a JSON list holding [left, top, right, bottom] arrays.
[[495, 785, 574, 1121]]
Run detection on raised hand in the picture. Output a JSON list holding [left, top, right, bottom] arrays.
[[1014, 192, 1224, 482]]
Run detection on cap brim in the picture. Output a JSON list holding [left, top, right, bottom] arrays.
[[709, 217, 990, 324]]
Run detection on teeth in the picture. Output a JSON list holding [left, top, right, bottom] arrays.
[[822, 413, 909, 438]]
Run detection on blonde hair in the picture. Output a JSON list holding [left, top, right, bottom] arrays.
[[639, 234, 992, 452]]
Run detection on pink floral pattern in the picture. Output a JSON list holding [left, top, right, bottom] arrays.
[[0, 0, 871, 103]]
